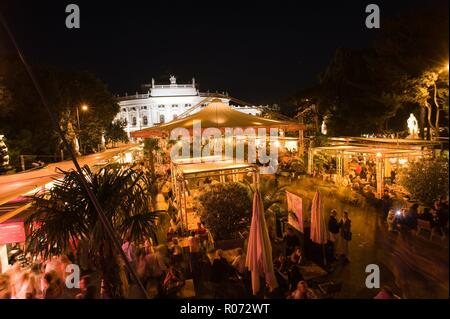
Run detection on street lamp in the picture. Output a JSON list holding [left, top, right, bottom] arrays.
[[76, 104, 89, 154], [438, 62, 449, 74]]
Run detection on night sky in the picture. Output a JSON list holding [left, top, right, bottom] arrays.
[[0, 0, 427, 104]]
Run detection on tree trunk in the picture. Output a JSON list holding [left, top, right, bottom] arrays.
[[419, 107, 425, 140], [433, 82, 440, 137], [425, 103, 436, 140], [98, 245, 127, 299]]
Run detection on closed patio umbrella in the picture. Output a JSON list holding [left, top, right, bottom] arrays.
[[310, 190, 328, 265], [245, 191, 278, 296]]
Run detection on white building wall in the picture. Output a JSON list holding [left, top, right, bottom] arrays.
[[115, 78, 263, 137]]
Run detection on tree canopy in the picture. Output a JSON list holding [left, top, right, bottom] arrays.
[[0, 57, 120, 167], [398, 158, 449, 206], [292, 1, 449, 137], [197, 182, 252, 241]]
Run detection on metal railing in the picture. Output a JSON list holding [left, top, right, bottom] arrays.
[[117, 93, 150, 101], [153, 84, 194, 89]]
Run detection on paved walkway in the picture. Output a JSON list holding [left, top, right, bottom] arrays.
[[287, 178, 448, 299]]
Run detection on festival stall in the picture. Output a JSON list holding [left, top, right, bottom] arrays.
[[131, 100, 304, 232], [308, 141, 432, 198]]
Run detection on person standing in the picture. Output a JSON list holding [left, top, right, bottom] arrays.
[[381, 190, 392, 221], [170, 238, 183, 266], [339, 211, 352, 262], [211, 249, 232, 298], [121, 237, 136, 283], [328, 209, 340, 260], [407, 203, 419, 230], [188, 231, 202, 294], [386, 209, 397, 232], [122, 237, 136, 265]]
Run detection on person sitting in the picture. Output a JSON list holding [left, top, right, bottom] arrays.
[[231, 248, 246, 277], [274, 254, 289, 275], [162, 266, 185, 297], [211, 250, 232, 281], [273, 255, 289, 293], [287, 264, 304, 292], [289, 246, 304, 265], [195, 222, 208, 243], [287, 281, 317, 299]]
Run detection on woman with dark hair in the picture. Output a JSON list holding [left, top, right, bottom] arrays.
[[339, 211, 352, 262]]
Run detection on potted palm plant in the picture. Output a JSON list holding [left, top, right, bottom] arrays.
[[26, 164, 160, 298]]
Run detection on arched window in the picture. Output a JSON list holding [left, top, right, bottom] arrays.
[[160, 114, 165, 123], [132, 117, 137, 126], [143, 116, 148, 126]]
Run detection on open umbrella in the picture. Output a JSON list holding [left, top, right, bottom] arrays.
[[310, 190, 328, 265], [245, 190, 278, 295]]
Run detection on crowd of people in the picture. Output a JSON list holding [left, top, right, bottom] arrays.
[[385, 201, 449, 238], [119, 221, 254, 298], [0, 255, 97, 299], [383, 192, 449, 238], [270, 214, 351, 300]]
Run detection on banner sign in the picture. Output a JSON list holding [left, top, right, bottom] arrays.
[[286, 191, 304, 233], [0, 221, 26, 245]]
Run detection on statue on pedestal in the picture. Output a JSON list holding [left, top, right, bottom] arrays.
[[169, 75, 176, 85], [321, 120, 328, 135], [407, 113, 419, 139]]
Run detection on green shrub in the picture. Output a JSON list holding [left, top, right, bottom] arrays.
[[398, 158, 449, 206], [197, 182, 252, 240]]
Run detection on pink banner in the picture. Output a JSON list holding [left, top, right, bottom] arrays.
[[286, 191, 303, 233], [0, 221, 26, 245]]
